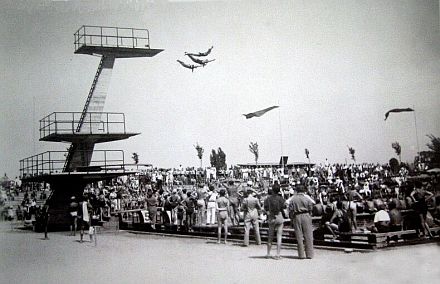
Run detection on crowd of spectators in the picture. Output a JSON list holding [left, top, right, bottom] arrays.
[[0, 178, 49, 222], [76, 163, 440, 239]]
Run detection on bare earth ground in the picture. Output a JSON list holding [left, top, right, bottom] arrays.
[[0, 222, 439, 284]]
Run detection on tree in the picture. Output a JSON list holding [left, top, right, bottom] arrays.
[[305, 148, 311, 172], [194, 143, 204, 168], [426, 134, 440, 164], [348, 146, 356, 163], [210, 147, 227, 171], [391, 142, 401, 163], [132, 152, 139, 165], [389, 158, 399, 174], [249, 142, 259, 166]]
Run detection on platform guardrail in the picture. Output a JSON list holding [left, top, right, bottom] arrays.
[[74, 25, 150, 52], [20, 150, 126, 178], [39, 112, 127, 138]]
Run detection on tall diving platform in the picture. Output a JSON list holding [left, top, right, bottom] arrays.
[[19, 26, 163, 230]]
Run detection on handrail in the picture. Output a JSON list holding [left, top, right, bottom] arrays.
[[20, 150, 126, 178], [74, 25, 150, 52], [39, 112, 128, 138]]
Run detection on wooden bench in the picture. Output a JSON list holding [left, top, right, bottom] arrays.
[[323, 226, 440, 249]]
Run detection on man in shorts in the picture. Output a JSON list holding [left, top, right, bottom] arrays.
[[216, 189, 230, 244], [221, 180, 241, 226], [77, 197, 93, 243], [264, 186, 286, 259], [242, 187, 262, 246], [69, 196, 78, 236]]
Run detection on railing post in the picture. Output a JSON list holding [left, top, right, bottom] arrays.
[[101, 26, 103, 46], [122, 151, 125, 172], [107, 113, 109, 134], [72, 112, 75, 133], [116, 27, 119, 47], [48, 152, 50, 173], [123, 113, 126, 133], [104, 151, 107, 173], [132, 28, 134, 48], [54, 112, 57, 133], [89, 112, 92, 134]]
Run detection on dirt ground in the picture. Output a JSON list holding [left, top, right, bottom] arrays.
[[0, 222, 439, 284]]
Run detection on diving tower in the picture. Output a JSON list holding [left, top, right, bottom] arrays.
[[19, 25, 163, 230]]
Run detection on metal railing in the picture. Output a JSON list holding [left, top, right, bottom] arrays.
[[74, 25, 150, 52], [39, 112, 127, 139], [20, 150, 126, 178]]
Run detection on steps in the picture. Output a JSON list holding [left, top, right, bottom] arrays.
[[99, 216, 119, 232]]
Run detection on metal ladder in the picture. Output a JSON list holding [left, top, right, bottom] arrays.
[[75, 56, 105, 132]]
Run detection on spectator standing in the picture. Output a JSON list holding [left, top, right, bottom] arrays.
[[411, 182, 434, 238], [146, 191, 158, 229], [78, 197, 93, 243], [242, 187, 262, 246], [69, 196, 79, 236], [206, 186, 218, 225], [196, 185, 207, 225], [222, 180, 241, 226], [289, 184, 314, 259], [264, 186, 286, 259], [216, 189, 230, 244], [41, 204, 50, 240], [184, 192, 196, 231]]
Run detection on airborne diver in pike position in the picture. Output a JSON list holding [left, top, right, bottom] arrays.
[[176, 60, 202, 72], [185, 46, 214, 57], [186, 54, 216, 67]]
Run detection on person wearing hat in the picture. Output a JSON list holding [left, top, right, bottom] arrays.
[[69, 196, 79, 236], [289, 184, 314, 259], [241, 186, 262, 246], [264, 185, 286, 259]]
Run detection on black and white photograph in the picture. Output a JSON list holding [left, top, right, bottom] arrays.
[[1, 0, 439, 283]]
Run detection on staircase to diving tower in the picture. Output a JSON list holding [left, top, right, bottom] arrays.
[[19, 25, 163, 230]]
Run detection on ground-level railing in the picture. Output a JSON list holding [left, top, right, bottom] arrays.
[[20, 150, 126, 178]]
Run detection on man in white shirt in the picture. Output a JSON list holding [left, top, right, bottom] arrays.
[[373, 204, 390, 233]]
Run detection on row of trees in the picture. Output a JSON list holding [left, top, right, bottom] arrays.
[[131, 134, 440, 170]]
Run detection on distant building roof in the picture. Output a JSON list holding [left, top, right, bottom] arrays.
[[237, 162, 313, 168]]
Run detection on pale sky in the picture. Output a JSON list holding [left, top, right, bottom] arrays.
[[1, 0, 440, 177]]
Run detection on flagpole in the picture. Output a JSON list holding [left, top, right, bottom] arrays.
[[277, 102, 284, 170], [413, 106, 420, 155]]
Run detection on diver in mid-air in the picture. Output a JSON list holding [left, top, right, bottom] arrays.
[[185, 54, 216, 67], [176, 60, 202, 72], [185, 46, 214, 57]]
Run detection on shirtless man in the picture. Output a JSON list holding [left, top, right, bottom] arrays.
[[222, 180, 241, 225], [216, 189, 230, 244]]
